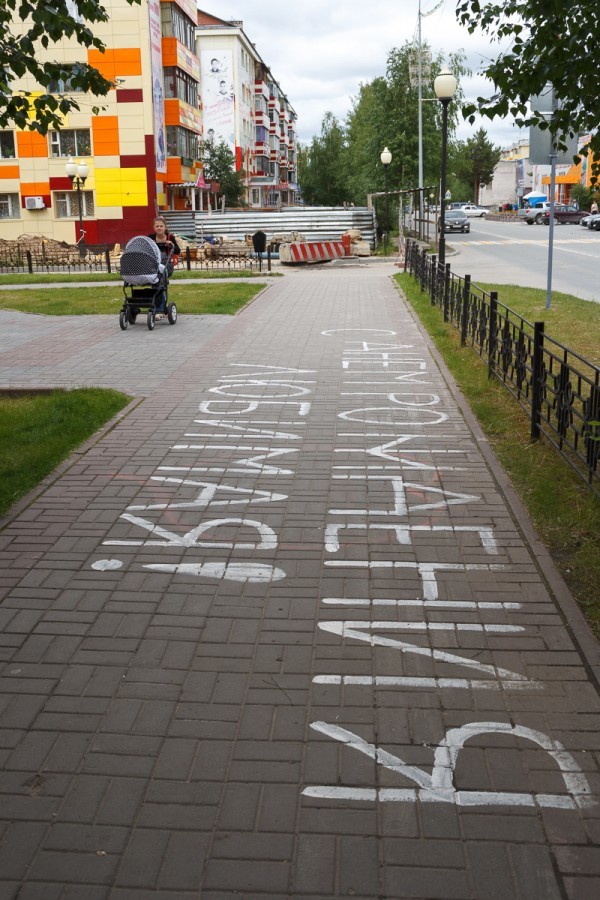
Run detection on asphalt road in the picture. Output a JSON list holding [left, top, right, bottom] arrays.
[[443, 216, 600, 304]]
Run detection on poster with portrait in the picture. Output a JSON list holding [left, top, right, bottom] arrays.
[[201, 49, 235, 154]]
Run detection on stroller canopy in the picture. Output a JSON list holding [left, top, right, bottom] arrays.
[[120, 235, 164, 285]]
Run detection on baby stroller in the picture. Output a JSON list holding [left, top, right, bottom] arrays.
[[118, 235, 178, 331]]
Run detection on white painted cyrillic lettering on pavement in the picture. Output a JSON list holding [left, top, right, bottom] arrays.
[[339, 407, 448, 426], [188, 420, 303, 441], [144, 561, 285, 583], [105, 516, 278, 550], [317, 621, 529, 683], [167, 446, 298, 476], [209, 381, 312, 398], [325, 524, 497, 554], [329, 475, 480, 516], [303, 722, 594, 808], [324, 561, 505, 601], [198, 400, 311, 416], [127, 478, 286, 512]]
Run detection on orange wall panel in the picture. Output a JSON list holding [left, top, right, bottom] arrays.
[[166, 157, 182, 183], [92, 116, 120, 155], [16, 131, 48, 158], [20, 182, 51, 196], [0, 165, 20, 179], [161, 38, 177, 67], [88, 48, 142, 82], [164, 99, 181, 127]]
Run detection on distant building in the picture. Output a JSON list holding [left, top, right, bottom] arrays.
[[0, 2, 298, 245], [480, 134, 597, 209], [196, 11, 298, 208]]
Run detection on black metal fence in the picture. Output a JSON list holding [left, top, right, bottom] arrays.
[[405, 239, 600, 495], [0, 245, 262, 275]]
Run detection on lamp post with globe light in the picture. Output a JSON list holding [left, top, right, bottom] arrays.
[[65, 157, 89, 258], [433, 69, 457, 265], [380, 146, 392, 256]]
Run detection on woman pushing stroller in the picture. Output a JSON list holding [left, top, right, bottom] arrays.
[[118, 217, 180, 331], [148, 216, 180, 315]]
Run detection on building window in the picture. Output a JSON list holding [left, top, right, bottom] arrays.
[[166, 126, 199, 161], [253, 155, 269, 173], [0, 193, 20, 218], [161, 5, 196, 53], [255, 125, 268, 144], [47, 65, 85, 93], [54, 190, 94, 218], [0, 132, 16, 159], [251, 189, 260, 205], [255, 96, 269, 116], [49, 129, 91, 158], [163, 67, 199, 107]]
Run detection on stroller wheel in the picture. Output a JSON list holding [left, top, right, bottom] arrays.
[[119, 310, 128, 331], [167, 302, 177, 324], [127, 306, 138, 325], [147, 309, 155, 331]]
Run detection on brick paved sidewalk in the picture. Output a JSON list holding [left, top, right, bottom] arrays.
[[0, 266, 599, 899]]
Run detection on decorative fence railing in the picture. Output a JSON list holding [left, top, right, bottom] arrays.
[[405, 239, 600, 495], [0, 245, 261, 275]]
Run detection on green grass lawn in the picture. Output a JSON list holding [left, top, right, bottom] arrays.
[[395, 272, 600, 636], [475, 282, 600, 366], [0, 389, 130, 517], [0, 281, 266, 316]]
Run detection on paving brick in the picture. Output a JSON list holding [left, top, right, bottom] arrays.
[[158, 831, 210, 890], [114, 829, 169, 888], [510, 844, 563, 899], [293, 833, 336, 894], [0, 822, 48, 879]]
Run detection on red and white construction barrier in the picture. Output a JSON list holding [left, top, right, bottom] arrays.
[[279, 240, 349, 265]]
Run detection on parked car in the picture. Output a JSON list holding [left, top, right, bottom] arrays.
[[540, 204, 588, 225], [521, 203, 551, 224], [439, 209, 470, 233], [587, 213, 600, 231], [459, 203, 488, 217]]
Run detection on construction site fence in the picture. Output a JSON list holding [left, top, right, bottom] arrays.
[[0, 245, 262, 274]]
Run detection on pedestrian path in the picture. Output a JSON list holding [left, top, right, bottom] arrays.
[[0, 265, 599, 899]]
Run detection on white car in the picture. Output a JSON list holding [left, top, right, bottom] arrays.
[[459, 203, 488, 217]]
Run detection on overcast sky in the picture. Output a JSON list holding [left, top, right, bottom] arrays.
[[211, 0, 523, 151]]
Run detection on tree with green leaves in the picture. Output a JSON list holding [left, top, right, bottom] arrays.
[[456, 0, 600, 178], [1, 0, 140, 134], [298, 113, 348, 206], [344, 42, 469, 208], [345, 77, 391, 204], [451, 128, 501, 202], [202, 139, 246, 208]]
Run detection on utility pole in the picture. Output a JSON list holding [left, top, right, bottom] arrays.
[[418, 0, 424, 214]]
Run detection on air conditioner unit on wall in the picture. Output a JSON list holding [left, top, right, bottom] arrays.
[[25, 196, 45, 210]]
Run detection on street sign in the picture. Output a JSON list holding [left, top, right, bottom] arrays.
[[529, 84, 579, 164]]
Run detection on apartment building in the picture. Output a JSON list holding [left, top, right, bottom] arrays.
[[1, 3, 297, 245], [196, 11, 298, 208]]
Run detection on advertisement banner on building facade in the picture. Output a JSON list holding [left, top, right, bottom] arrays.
[[148, 0, 167, 173], [516, 158, 525, 190], [201, 49, 235, 153]]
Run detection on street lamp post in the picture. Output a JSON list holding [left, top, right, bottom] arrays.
[[65, 157, 89, 258], [380, 146, 392, 256], [433, 69, 457, 266]]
